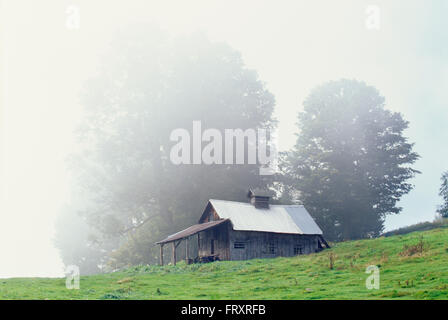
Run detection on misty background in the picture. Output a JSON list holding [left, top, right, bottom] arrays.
[[1, 0, 447, 277]]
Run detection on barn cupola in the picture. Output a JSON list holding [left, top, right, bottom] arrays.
[[247, 188, 270, 209]]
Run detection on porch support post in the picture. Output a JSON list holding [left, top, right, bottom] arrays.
[[197, 233, 200, 257], [185, 237, 189, 263], [172, 241, 176, 265], [159, 244, 164, 266]]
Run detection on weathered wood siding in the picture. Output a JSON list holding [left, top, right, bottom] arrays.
[[198, 221, 320, 261], [228, 230, 320, 260], [198, 221, 230, 260], [200, 206, 219, 223]]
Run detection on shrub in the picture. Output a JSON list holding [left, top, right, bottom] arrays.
[[399, 236, 425, 257]]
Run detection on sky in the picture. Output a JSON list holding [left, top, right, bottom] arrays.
[[0, 0, 447, 278]]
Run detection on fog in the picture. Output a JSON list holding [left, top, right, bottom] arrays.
[[1, 0, 447, 277]]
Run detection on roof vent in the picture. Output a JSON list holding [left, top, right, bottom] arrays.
[[247, 188, 270, 209]]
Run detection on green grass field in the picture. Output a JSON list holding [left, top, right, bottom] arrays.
[[1, 226, 448, 300]]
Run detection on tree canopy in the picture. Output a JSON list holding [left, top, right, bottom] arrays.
[[280, 79, 420, 241]]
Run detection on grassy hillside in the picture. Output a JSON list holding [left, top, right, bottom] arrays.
[[1, 226, 448, 300]]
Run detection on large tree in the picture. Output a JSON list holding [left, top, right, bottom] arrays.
[[437, 171, 448, 218], [281, 79, 419, 241], [68, 26, 276, 269]]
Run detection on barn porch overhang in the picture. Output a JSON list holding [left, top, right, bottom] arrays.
[[155, 219, 229, 266], [156, 219, 229, 245]]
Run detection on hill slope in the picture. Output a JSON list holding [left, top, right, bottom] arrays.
[[1, 226, 448, 299]]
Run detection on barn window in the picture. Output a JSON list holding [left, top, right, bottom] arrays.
[[234, 241, 246, 249], [268, 241, 276, 254], [294, 244, 303, 255], [210, 240, 215, 254]]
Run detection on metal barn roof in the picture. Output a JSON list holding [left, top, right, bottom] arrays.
[[208, 199, 323, 235]]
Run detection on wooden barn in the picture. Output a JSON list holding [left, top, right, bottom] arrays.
[[156, 190, 329, 265]]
